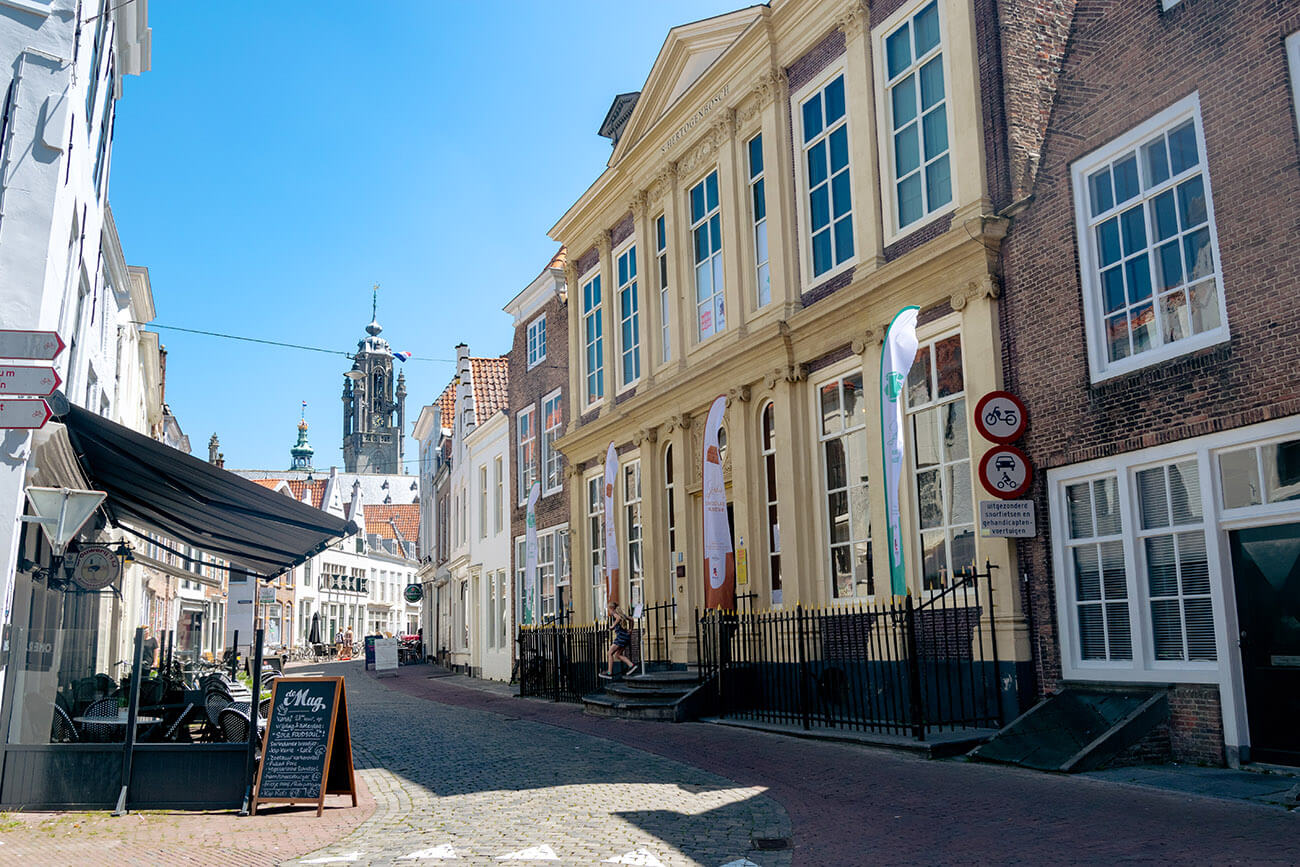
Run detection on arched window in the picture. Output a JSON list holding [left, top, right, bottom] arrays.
[[761, 402, 782, 603], [372, 371, 386, 413]]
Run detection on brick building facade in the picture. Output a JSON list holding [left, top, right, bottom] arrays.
[[1001, 0, 1300, 766], [506, 250, 572, 628]]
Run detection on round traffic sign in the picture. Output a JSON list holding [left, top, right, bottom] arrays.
[[974, 391, 1027, 444], [404, 583, 423, 603], [978, 445, 1033, 499]]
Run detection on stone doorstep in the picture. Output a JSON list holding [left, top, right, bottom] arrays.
[[704, 716, 997, 759]]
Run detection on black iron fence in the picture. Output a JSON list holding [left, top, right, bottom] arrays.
[[516, 620, 610, 703], [696, 564, 1004, 740], [636, 600, 676, 668]]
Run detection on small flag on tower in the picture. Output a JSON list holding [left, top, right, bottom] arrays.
[[393, 351, 411, 362]]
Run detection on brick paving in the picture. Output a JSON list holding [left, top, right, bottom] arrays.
[[368, 664, 1299, 866], [0, 782, 374, 866], [2, 660, 1297, 865]]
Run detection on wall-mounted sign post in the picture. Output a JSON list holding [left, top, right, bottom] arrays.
[[0, 365, 61, 395], [0, 398, 52, 430], [0, 330, 65, 361]]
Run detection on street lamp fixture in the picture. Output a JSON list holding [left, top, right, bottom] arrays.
[[345, 360, 365, 382]]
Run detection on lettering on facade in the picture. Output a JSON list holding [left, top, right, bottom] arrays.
[[660, 85, 730, 154]]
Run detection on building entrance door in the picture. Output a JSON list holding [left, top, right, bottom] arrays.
[[1230, 522, 1300, 765]]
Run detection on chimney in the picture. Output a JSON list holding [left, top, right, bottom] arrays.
[[457, 344, 475, 432], [208, 434, 220, 463]]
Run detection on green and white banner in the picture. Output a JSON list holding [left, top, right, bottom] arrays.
[[524, 481, 539, 625], [880, 306, 920, 596]]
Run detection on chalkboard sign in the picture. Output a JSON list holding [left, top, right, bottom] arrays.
[[251, 676, 356, 816]]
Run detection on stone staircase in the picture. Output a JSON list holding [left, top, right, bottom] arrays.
[[582, 668, 707, 722]]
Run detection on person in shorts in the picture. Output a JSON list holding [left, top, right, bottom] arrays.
[[603, 602, 637, 678]]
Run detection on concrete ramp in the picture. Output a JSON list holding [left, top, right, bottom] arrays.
[[970, 686, 1168, 772]]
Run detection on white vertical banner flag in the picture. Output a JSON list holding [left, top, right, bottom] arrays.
[[603, 442, 620, 608], [524, 481, 540, 625], [702, 395, 735, 610], [880, 306, 920, 596]]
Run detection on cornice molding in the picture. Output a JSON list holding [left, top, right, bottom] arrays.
[[836, 0, 869, 40]]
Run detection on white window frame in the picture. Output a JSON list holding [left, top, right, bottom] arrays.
[[905, 325, 975, 592], [663, 443, 678, 608], [527, 314, 547, 369], [1040, 423, 1300, 686], [581, 267, 604, 408], [541, 389, 563, 495], [614, 238, 641, 390], [517, 406, 537, 505], [1287, 31, 1300, 144], [623, 459, 644, 611], [873, 0, 956, 242], [793, 65, 857, 286], [493, 455, 504, 535], [586, 471, 605, 616], [689, 170, 725, 343], [655, 214, 671, 364], [761, 402, 782, 605], [479, 464, 488, 540], [814, 360, 873, 601], [747, 134, 772, 307], [1070, 93, 1229, 383]]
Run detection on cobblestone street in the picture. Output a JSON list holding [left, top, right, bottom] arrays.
[[295, 663, 790, 866]]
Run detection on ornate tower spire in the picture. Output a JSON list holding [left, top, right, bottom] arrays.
[[342, 289, 403, 473], [290, 403, 315, 472]]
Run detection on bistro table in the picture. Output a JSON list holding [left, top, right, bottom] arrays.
[[73, 711, 162, 727]]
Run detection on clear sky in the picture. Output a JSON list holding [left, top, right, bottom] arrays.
[[110, 1, 753, 472]]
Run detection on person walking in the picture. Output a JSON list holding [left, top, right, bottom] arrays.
[[602, 602, 637, 678]]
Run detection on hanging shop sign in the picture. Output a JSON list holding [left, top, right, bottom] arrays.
[[72, 544, 122, 591], [251, 676, 357, 817], [973, 390, 1028, 444], [403, 583, 423, 603], [979, 445, 1033, 499]]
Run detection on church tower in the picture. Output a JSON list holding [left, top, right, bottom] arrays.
[[289, 407, 315, 472], [342, 289, 406, 473]]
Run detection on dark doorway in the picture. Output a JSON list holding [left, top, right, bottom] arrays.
[[1230, 523, 1300, 765]]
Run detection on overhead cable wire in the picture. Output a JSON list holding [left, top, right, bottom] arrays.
[[133, 322, 455, 363]]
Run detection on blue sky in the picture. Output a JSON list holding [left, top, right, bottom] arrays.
[[110, 1, 751, 471]]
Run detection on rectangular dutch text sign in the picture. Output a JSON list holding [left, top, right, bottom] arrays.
[[979, 499, 1037, 538]]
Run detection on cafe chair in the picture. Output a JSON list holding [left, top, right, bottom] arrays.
[[138, 678, 165, 707], [51, 704, 79, 743], [217, 707, 252, 745], [204, 692, 232, 730], [258, 697, 271, 721], [82, 697, 123, 743]]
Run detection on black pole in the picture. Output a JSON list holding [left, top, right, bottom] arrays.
[[239, 628, 265, 816], [984, 559, 1003, 725], [796, 604, 810, 731], [904, 595, 926, 741], [112, 627, 146, 816], [230, 629, 239, 679]]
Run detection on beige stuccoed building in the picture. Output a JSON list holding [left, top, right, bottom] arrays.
[[549, 0, 1030, 689]]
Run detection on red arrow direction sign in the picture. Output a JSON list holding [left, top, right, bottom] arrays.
[[0, 330, 66, 361], [0, 365, 61, 396], [0, 398, 53, 430]]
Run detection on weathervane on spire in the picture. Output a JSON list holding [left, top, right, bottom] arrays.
[[372, 283, 379, 321]]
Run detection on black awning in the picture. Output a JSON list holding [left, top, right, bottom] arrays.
[[58, 404, 356, 578]]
